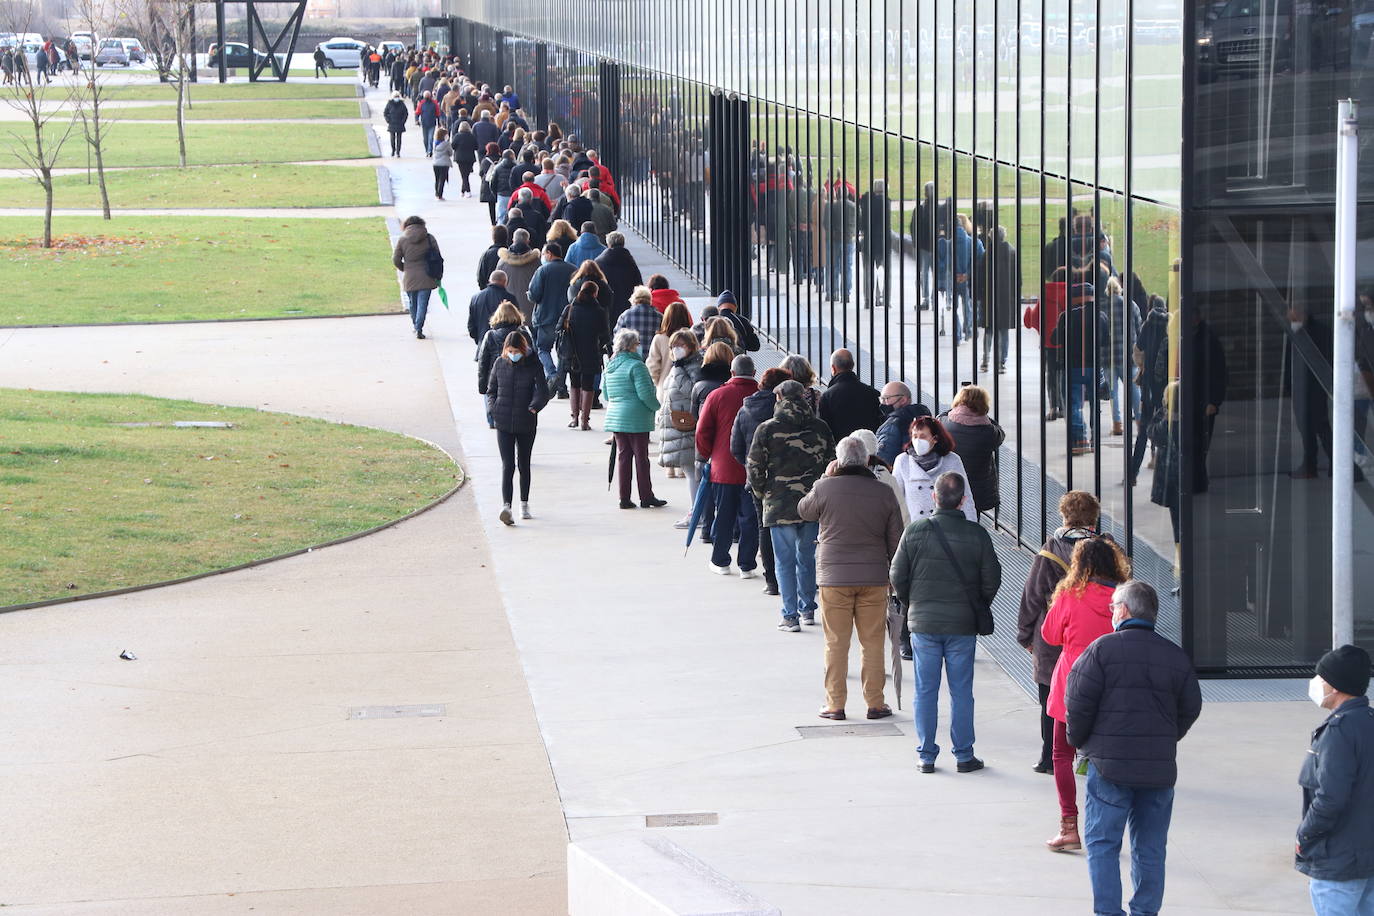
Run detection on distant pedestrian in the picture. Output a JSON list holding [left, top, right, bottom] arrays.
[[478, 142, 501, 224], [383, 92, 408, 157], [495, 228, 541, 317], [654, 328, 705, 508], [1295, 644, 1374, 915], [714, 289, 761, 351], [485, 330, 549, 526], [818, 348, 883, 440], [466, 270, 517, 344], [890, 472, 1001, 773], [391, 215, 440, 339], [430, 127, 451, 200], [415, 90, 441, 155], [732, 366, 796, 595], [1066, 580, 1202, 916], [313, 46, 327, 78], [451, 121, 477, 197]]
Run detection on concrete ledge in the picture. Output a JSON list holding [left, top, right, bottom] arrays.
[[377, 165, 394, 205], [568, 834, 779, 916], [365, 125, 381, 157]]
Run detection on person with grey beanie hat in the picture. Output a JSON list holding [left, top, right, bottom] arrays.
[[1296, 644, 1374, 911]]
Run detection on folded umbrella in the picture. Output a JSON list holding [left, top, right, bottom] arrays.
[[607, 437, 617, 491], [683, 460, 712, 554], [886, 592, 906, 711]]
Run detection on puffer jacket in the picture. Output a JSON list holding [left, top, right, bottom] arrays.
[[476, 243, 501, 290], [747, 396, 835, 526], [496, 244, 541, 315], [383, 98, 408, 132], [690, 361, 731, 416], [655, 351, 703, 469], [696, 376, 760, 486], [797, 466, 903, 586], [1016, 527, 1101, 685], [1297, 695, 1374, 881], [563, 297, 610, 376], [876, 402, 933, 466], [729, 389, 778, 468], [391, 223, 439, 292], [1042, 580, 1118, 722], [431, 136, 452, 167], [477, 321, 532, 394], [602, 350, 660, 433], [485, 351, 549, 435], [889, 508, 1002, 636]]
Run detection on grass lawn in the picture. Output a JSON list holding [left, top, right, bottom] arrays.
[[113, 99, 362, 120], [102, 81, 360, 101], [0, 164, 379, 209], [0, 122, 370, 169], [0, 389, 458, 607], [0, 215, 398, 325]]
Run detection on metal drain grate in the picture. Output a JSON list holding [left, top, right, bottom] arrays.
[[646, 812, 719, 828], [796, 723, 904, 738], [347, 704, 447, 720]]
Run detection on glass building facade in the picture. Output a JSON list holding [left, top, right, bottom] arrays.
[[437, 0, 1374, 674]]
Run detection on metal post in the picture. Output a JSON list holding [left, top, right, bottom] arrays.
[[1332, 98, 1359, 648]]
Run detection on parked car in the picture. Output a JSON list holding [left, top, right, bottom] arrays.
[[115, 37, 146, 63], [207, 41, 269, 69], [377, 40, 405, 56], [94, 38, 128, 67], [314, 37, 365, 68]]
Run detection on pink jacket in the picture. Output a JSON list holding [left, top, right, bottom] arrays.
[[1041, 580, 1116, 722]]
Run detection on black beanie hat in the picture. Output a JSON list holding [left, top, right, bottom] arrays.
[[1317, 644, 1372, 697]]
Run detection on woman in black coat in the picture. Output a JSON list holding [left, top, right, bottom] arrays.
[[451, 121, 479, 198], [981, 227, 1020, 374], [593, 232, 644, 326], [563, 281, 612, 430], [478, 142, 501, 225], [383, 92, 408, 157], [485, 329, 549, 525], [941, 383, 1005, 513], [476, 224, 508, 291], [477, 300, 533, 404]]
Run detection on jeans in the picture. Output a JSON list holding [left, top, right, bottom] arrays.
[[1068, 367, 1093, 442], [1084, 763, 1174, 916], [536, 346, 557, 381], [710, 482, 759, 571], [953, 283, 972, 342], [421, 123, 435, 154], [406, 289, 431, 332], [770, 521, 818, 621], [918, 249, 933, 306], [826, 241, 855, 301], [1109, 359, 1140, 424], [1310, 877, 1374, 916], [496, 194, 510, 224], [912, 633, 977, 764], [495, 428, 535, 504], [982, 328, 1009, 368]]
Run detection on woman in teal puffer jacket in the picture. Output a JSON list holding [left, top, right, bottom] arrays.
[[603, 328, 667, 510]]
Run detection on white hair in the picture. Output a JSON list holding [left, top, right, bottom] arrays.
[[852, 428, 879, 458], [836, 436, 869, 468], [614, 328, 641, 354]]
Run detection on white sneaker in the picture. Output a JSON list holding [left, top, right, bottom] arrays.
[[709, 561, 733, 576], [521, 503, 533, 520], [499, 505, 514, 527], [738, 567, 758, 580], [673, 515, 692, 529]]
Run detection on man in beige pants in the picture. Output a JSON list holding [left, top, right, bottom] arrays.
[[798, 435, 905, 721]]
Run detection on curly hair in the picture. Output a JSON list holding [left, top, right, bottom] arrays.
[[1051, 537, 1131, 604]]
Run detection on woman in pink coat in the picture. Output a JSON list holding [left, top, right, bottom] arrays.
[[1040, 536, 1131, 853]]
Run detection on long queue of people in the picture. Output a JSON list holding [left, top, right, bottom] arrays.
[[393, 59, 1374, 916]]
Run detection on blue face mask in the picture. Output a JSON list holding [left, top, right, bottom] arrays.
[[509, 352, 523, 362]]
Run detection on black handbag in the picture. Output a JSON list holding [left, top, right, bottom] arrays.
[[553, 306, 574, 361], [929, 519, 996, 636]]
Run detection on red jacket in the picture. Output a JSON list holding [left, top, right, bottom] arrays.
[[508, 180, 553, 212], [582, 165, 621, 210], [650, 287, 681, 314], [696, 377, 760, 485], [1041, 580, 1116, 721], [1024, 281, 1066, 348]]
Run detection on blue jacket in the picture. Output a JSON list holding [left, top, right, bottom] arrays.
[[526, 257, 578, 348], [935, 226, 984, 292], [875, 402, 932, 466], [566, 231, 607, 269], [1297, 695, 1374, 881]]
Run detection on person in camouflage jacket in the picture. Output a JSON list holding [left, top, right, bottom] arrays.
[[747, 380, 836, 629]]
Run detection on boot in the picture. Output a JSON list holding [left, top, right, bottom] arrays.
[[568, 387, 582, 428], [1046, 816, 1081, 852], [579, 391, 592, 430]]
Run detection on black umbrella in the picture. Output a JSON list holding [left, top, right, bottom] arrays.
[[683, 460, 713, 555], [607, 438, 617, 491]]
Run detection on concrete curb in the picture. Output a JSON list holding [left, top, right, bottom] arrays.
[[377, 165, 393, 205], [355, 84, 364, 98], [364, 124, 381, 157], [359, 99, 370, 120], [0, 310, 403, 330], [568, 834, 779, 916], [0, 435, 466, 616]]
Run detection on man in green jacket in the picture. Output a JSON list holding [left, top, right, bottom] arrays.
[[890, 472, 1002, 774]]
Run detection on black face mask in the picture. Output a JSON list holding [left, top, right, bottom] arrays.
[[879, 403, 894, 417]]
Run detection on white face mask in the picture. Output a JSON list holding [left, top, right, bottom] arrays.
[[912, 437, 934, 457], [671, 346, 687, 361], [1308, 676, 1330, 708]]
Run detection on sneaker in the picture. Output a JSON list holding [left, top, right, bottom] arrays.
[[520, 503, 533, 520], [738, 567, 758, 579], [956, 757, 986, 774], [919, 762, 936, 774], [709, 561, 733, 576], [801, 613, 816, 626], [777, 619, 801, 633], [498, 505, 514, 527], [673, 515, 692, 529]]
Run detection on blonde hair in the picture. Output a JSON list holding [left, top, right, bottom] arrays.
[[703, 316, 738, 348], [490, 301, 525, 328], [669, 328, 698, 352], [630, 285, 652, 306], [952, 384, 990, 416], [956, 213, 973, 234], [702, 341, 735, 366]]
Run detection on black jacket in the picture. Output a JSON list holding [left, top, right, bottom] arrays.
[[942, 414, 1004, 512], [383, 99, 408, 132], [1065, 621, 1202, 788], [467, 284, 517, 342], [477, 322, 532, 394], [476, 244, 502, 291], [1051, 302, 1109, 370], [554, 195, 593, 229], [690, 361, 732, 416], [451, 130, 478, 165], [819, 371, 884, 441], [1297, 697, 1374, 884], [719, 307, 761, 352], [729, 389, 778, 467], [485, 353, 549, 435], [563, 298, 611, 374], [1296, 695, 1374, 881], [983, 239, 1020, 332], [594, 247, 644, 325], [492, 158, 519, 198]]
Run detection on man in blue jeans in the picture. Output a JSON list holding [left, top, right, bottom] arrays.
[[889, 473, 1001, 773], [1065, 580, 1202, 916], [1051, 282, 1109, 455]]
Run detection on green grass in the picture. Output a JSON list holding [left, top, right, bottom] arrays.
[[0, 215, 397, 325], [113, 99, 362, 120], [0, 121, 370, 169], [101, 81, 360, 101], [0, 164, 379, 209], [0, 389, 458, 607]]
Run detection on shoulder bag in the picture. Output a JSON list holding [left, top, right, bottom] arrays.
[[928, 518, 995, 636], [669, 410, 697, 432]]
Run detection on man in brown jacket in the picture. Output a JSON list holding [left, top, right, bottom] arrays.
[[798, 435, 905, 721]]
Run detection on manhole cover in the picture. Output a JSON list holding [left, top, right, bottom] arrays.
[[646, 812, 719, 828], [795, 723, 903, 738], [347, 704, 447, 720]]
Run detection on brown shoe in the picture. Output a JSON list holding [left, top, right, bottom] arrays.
[[866, 705, 893, 720], [1110, 421, 1123, 436], [818, 709, 846, 720], [1047, 815, 1082, 852]]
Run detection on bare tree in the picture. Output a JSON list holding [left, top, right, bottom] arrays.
[[121, 0, 194, 165], [72, 0, 114, 216], [3, 0, 80, 247]]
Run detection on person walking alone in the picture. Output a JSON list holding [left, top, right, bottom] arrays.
[[383, 92, 408, 157], [391, 215, 440, 339], [431, 127, 452, 200], [452, 121, 477, 197], [1040, 537, 1131, 853], [603, 329, 667, 509], [313, 46, 328, 78], [1295, 644, 1374, 915], [485, 331, 549, 526], [1065, 580, 1202, 916]]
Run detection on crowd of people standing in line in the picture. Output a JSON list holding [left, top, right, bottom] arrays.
[[393, 59, 1374, 916]]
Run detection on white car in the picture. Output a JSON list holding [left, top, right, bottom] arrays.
[[314, 38, 366, 69]]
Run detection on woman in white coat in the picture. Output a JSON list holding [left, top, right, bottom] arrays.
[[892, 415, 977, 522]]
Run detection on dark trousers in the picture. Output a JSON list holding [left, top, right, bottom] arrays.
[[457, 162, 473, 193], [433, 165, 449, 198], [753, 495, 776, 587], [388, 130, 402, 156], [614, 432, 655, 504], [1038, 682, 1054, 767], [711, 482, 759, 571], [486, 200, 497, 225], [314, 62, 327, 77], [496, 428, 536, 504]]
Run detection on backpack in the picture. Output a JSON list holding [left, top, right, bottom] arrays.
[[424, 233, 444, 282]]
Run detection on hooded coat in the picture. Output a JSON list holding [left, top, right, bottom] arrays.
[[496, 243, 542, 315], [485, 351, 549, 435], [655, 350, 704, 469], [746, 397, 836, 526], [729, 388, 779, 469], [391, 223, 439, 293], [595, 246, 644, 326], [566, 231, 607, 269]]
